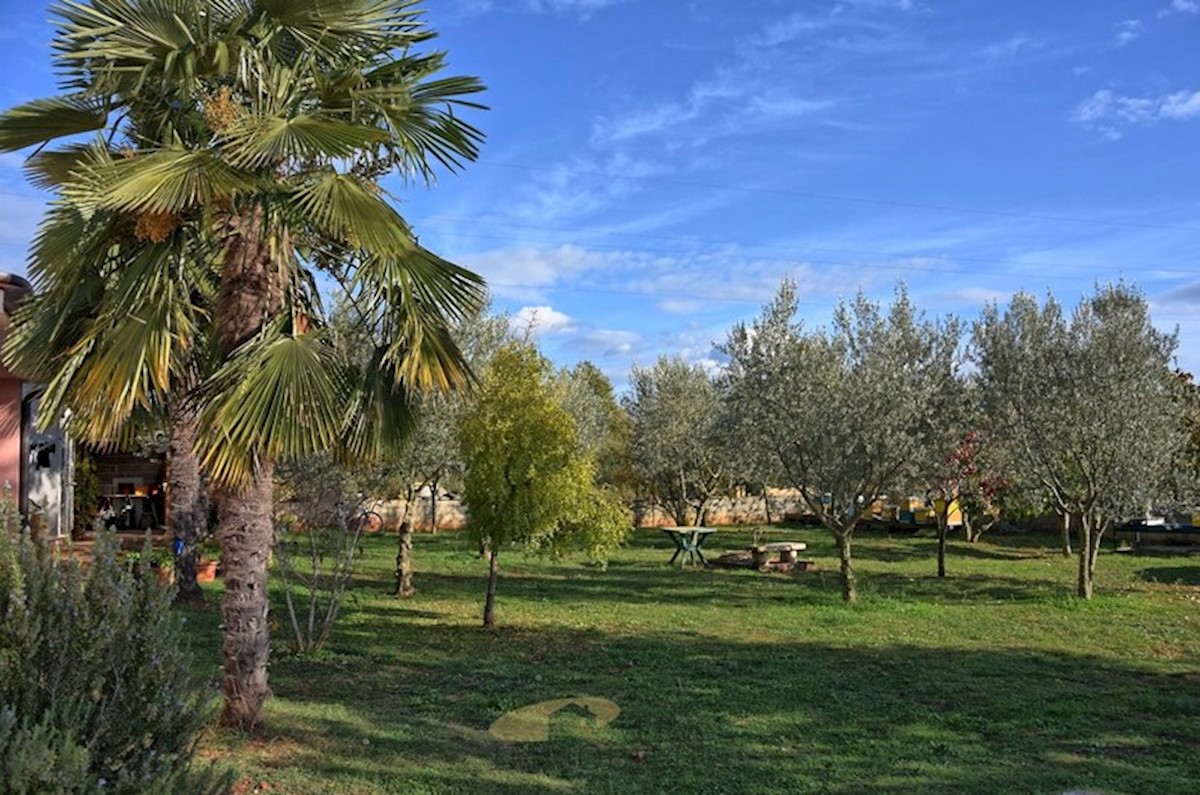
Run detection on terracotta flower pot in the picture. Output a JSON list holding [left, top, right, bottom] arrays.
[[195, 558, 218, 584]]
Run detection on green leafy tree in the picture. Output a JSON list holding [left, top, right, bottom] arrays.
[[916, 357, 971, 578], [460, 344, 629, 629], [559, 361, 633, 493], [624, 356, 728, 526], [0, 0, 485, 727], [973, 284, 1186, 598], [725, 280, 958, 602]]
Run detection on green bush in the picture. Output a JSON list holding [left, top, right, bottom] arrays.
[[0, 708, 92, 793], [0, 503, 229, 793]]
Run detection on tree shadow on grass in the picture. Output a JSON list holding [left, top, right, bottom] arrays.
[[1140, 566, 1200, 586], [347, 563, 843, 613], [245, 626, 1200, 795], [860, 572, 1064, 603]]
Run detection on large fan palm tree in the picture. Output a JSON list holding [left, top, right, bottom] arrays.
[[0, 0, 485, 728]]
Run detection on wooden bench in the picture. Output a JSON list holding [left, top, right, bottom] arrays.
[[1114, 522, 1200, 548], [750, 542, 813, 571]]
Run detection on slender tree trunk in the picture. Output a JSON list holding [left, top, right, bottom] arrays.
[[215, 468, 274, 727], [429, 477, 439, 534], [1087, 518, 1104, 594], [483, 545, 499, 629], [936, 515, 948, 578], [1076, 512, 1093, 599], [835, 531, 856, 603], [168, 403, 206, 603], [1060, 511, 1072, 557], [763, 491, 773, 524], [214, 205, 285, 729], [394, 520, 415, 598]]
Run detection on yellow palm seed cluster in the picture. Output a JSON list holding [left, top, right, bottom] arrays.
[[203, 85, 240, 132], [134, 210, 179, 243]]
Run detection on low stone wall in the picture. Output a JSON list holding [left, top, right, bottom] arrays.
[[633, 493, 811, 528], [376, 498, 468, 532], [374, 493, 815, 533]]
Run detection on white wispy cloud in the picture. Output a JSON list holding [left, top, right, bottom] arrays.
[[512, 305, 574, 335], [457, 244, 613, 302], [1154, 281, 1200, 307], [590, 9, 869, 150], [928, 287, 1012, 306], [450, 0, 625, 18], [508, 152, 664, 223], [1073, 87, 1200, 137], [512, 304, 642, 361], [1115, 19, 1144, 46], [979, 33, 1038, 60], [1159, 0, 1199, 17], [832, 0, 927, 14], [591, 74, 832, 148], [523, 0, 626, 15]]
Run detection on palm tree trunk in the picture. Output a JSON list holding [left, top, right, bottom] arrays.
[[168, 403, 206, 604], [215, 469, 274, 727], [215, 205, 285, 728], [483, 545, 499, 629]]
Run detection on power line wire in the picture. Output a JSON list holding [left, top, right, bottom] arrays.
[[481, 160, 1200, 234], [424, 227, 1200, 285], [417, 214, 1200, 278]]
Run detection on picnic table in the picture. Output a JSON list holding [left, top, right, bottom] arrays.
[[661, 527, 717, 569], [751, 542, 808, 569]]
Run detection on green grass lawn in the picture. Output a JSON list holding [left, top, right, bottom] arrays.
[[187, 526, 1200, 794]]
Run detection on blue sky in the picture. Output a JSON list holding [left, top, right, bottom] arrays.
[[0, 1, 1198, 389]]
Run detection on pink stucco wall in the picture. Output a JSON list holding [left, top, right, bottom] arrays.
[[0, 377, 20, 500]]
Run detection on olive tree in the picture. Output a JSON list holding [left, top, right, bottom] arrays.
[[460, 344, 629, 628], [624, 356, 728, 526], [973, 285, 1185, 598], [725, 280, 959, 602], [558, 362, 633, 493]]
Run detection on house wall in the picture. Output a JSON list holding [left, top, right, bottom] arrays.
[[0, 378, 20, 502], [27, 428, 68, 537]]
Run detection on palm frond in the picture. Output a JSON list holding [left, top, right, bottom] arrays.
[[221, 113, 389, 169], [65, 147, 257, 213], [338, 345, 418, 461], [355, 245, 485, 325], [257, 0, 427, 63], [0, 95, 108, 151], [24, 143, 108, 190], [289, 169, 414, 254], [198, 327, 350, 487]]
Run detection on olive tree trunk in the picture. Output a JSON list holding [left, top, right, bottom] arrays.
[[835, 530, 856, 603], [1075, 512, 1093, 599], [1077, 511, 1106, 600], [935, 513, 949, 578], [483, 545, 499, 629], [429, 476, 439, 533], [393, 520, 415, 598], [1060, 511, 1073, 557], [168, 403, 206, 603]]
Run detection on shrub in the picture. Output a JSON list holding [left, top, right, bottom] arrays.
[[0, 501, 229, 793]]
